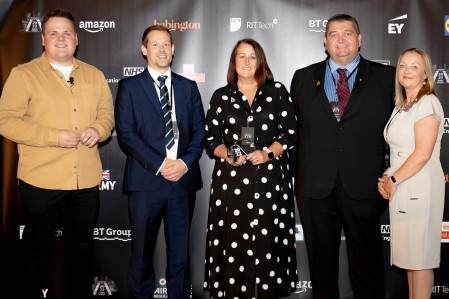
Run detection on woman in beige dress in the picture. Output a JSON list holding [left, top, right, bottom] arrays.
[[378, 48, 445, 299]]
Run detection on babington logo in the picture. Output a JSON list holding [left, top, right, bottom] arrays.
[[79, 20, 116, 33], [22, 11, 43, 32], [180, 64, 205, 83], [153, 19, 200, 31], [442, 222, 449, 243], [99, 169, 116, 191]]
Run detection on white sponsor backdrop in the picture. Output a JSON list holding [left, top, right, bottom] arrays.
[[1, 0, 448, 298]]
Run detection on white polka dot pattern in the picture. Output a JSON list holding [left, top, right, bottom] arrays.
[[204, 82, 298, 298]]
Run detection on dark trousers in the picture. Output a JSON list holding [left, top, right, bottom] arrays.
[[297, 174, 385, 299], [18, 180, 99, 299], [127, 181, 195, 299]]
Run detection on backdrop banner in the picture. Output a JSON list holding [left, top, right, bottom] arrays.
[[1, 0, 448, 298]]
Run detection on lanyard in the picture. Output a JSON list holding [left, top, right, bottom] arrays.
[[152, 77, 174, 107]]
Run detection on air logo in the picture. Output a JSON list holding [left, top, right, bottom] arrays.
[[388, 14, 407, 34]]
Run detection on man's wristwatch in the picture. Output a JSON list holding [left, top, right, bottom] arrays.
[[264, 148, 274, 160]]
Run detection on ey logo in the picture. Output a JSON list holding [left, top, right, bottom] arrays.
[[388, 14, 407, 34]]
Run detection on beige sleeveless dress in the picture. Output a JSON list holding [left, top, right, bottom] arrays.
[[384, 94, 445, 270]]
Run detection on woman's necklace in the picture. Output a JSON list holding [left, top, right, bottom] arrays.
[[401, 98, 418, 112]]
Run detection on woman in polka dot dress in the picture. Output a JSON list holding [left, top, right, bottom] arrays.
[[203, 38, 298, 299]]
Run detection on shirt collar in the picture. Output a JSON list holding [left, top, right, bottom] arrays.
[[147, 65, 171, 82], [39, 52, 80, 74], [328, 54, 360, 74]]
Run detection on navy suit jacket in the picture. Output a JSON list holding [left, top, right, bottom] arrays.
[[290, 56, 395, 200], [115, 70, 205, 192]]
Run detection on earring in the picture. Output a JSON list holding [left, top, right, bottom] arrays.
[[423, 81, 427, 85]]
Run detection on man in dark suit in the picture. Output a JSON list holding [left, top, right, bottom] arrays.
[[290, 14, 395, 299], [115, 25, 205, 299]]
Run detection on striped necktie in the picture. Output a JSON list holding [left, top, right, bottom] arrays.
[[337, 68, 350, 118], [157, 75, 175, 149]]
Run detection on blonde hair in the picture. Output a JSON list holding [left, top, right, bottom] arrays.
[[394, 48, 435, 108]]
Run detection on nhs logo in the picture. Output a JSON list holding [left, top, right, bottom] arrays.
[[123, 67, 145, 77]]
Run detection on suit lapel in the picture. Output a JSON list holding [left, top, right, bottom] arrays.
[[315, 61, 337, 120], [172, 73, 186, 121], [138, 70, 164, 119], [340, 57, 371, 120]]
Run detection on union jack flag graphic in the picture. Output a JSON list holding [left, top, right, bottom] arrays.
[[102, 170, 110, 181]]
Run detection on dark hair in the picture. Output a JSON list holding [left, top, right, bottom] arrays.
[[325, 14, 360, 36], [226, 38, 273, 86], [42, 8, 76, 33], [141, 25, 173, 46]]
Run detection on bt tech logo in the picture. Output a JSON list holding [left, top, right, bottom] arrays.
[[309, 19, 327, 33], [433, 64, 449, 84], [79, 20, 115, 33], [230, 17, 278, 32], [445, 16, 449, 36], [230, 18, 241, 32], [388, 14, 407, 34], [99, 169, 116, 191], [433, 285, 449, 294], [19, 225, 62, 239], [21, 11, 43, 32]]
